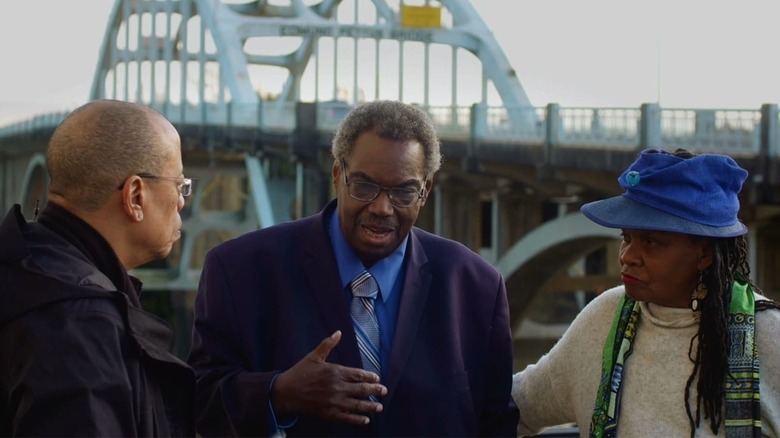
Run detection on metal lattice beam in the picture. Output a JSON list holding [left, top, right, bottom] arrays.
[[90, 0, 533, 124]]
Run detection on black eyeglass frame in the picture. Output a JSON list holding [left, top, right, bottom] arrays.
[[116, 173, 193, 197], [340, 159, 426, 208]]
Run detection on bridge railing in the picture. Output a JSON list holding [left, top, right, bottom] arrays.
[[472, 104, 771, 157], [659, 108, 762, 156], [143, 102, 298, 131], [0, 111, 71, 136], [1, 102, 777, 159], [558, 107, 642, 148]]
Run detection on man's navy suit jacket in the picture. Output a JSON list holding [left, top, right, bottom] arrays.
[[188, 200, 519, 436]]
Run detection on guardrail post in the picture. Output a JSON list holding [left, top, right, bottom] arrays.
[[761, 104, 778, 158], [470, 102, 487, 142], [544, 103, 560, 167], [465, 103, 487, 173], [760, 103, 779, 187], [292, 102, 317, 159], [639, 103, 661, 149], [694, 109, 716, 150], [292, 102, 326, 216]]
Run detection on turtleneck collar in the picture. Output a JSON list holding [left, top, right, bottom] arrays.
[[639, 300, 697, 329]]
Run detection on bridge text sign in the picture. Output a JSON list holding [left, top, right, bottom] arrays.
[[279, 25, 435, 43]]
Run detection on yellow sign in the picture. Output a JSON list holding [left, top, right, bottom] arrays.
[[401, 5, 442, 29]]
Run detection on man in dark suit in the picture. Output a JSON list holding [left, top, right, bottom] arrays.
[[188, 100, 518, 436]]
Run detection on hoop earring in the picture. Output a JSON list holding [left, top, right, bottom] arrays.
[[691, 271, 707, 323]]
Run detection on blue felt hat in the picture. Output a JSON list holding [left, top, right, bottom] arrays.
[[580, 149, 748, 237]]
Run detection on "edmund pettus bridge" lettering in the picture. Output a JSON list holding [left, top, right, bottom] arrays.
[[280, 25, 434, 43]]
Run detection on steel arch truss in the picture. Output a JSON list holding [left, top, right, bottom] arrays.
[[91, 0, 532, 123]]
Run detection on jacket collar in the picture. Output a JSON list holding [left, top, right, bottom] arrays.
[[382, 227, 431, 402], [0, 204, 32, 263], [0, 205, 189, 374]]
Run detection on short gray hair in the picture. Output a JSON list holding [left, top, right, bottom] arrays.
[[331, 100, 442, 178]]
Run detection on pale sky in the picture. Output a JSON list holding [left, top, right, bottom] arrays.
[[0, 0, 778, 126]]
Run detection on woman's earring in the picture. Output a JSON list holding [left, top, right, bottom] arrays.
[[691, 271, 707, 323]]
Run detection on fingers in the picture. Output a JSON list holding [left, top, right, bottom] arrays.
[[311, 330, 341, 362], [332, 378, 387, 401], [329, 397, 384, 425], [330, 410, 374, 425], [323, 390, 385, 425], [323, 362, 387, 397], [327, 375, 387, 415], [332, 412, 372, 426], [289, 331, 390, 425], [309, 332, 381, 387], [344, 368, 381, 384], [362, 381, 388, 398]]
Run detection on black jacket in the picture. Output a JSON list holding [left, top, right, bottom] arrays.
[[0, 204, 195, 436]]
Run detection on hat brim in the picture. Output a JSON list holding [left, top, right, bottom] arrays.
[[581, 196, 747, 238]]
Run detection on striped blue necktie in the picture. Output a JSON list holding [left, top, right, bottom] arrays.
[[349, 271, 382, 392]]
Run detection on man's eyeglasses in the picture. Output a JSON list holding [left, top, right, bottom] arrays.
[[117, 173, 193, 197], [341, 160, 425, 208]]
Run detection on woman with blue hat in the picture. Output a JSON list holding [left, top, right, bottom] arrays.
[[512, 148, 780, 437]]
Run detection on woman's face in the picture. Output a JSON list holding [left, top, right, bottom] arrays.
[[619, 229, 713, 308]]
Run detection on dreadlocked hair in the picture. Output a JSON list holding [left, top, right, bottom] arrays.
[[684, 235, 754, 437], [667, 148, 758, 437]]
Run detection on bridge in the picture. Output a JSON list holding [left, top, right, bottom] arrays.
[[1, 0, 779, 369]]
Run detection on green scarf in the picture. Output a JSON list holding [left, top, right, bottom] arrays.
[[590, 277, 761, 437]]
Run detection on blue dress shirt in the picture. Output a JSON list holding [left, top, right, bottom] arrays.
[[328, 209, 406, 375]]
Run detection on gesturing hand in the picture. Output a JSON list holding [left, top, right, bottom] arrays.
[[271, 330, 388, 425]]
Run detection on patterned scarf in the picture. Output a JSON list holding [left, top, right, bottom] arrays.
[[589, 277, 760, 437]]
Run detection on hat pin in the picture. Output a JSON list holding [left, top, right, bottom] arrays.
[[626, 171, 641, 186]]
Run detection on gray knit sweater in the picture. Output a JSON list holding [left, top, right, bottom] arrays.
[[512, 285, 780, 437]]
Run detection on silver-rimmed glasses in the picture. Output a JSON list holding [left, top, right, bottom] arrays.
[[117, 173, 193, 197]]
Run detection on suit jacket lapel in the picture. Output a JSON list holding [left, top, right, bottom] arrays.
[[300, 203, 363, 369], [383, 229, 431, 402]]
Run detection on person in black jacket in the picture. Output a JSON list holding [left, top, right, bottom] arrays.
[[0, 99, 195, 436]]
